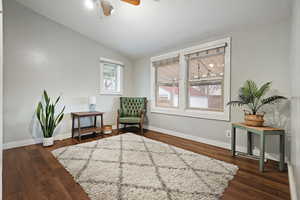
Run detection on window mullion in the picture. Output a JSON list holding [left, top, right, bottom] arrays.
[[179, 52, 187, 111]]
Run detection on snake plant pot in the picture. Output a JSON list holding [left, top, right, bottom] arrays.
[[43, 137, 54, 147], [244, 114, 264, 127]]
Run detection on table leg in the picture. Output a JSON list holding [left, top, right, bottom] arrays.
[[231, 127, 236, 157], [259, 134, 265, 172], [71, 115, 75, 138], [78, 117, 81, 142], [101, 114, 104, 133], [247, 131, 253, 155], [279, 134, 285, 171], [94, 116, 97, 128], [93, 116, 97, 135]]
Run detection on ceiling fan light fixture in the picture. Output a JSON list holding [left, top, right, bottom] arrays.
[[84, 0, 95, 10]]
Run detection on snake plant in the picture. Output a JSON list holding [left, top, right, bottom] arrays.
[[36, 90, 65, 138], [227, 80, 287, 115]]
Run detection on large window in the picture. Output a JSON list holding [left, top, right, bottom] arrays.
[[150, 38, 231, 121], [100, 58, 124, 95]]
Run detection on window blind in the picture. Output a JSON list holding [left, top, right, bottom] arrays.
[[152, 56, 180, 68]]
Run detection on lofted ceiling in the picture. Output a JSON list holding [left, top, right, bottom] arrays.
[[15, 0, 291, 60]]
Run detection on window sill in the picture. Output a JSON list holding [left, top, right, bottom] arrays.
[[151, 107, 230, 121], [100, 92, 123, 96]]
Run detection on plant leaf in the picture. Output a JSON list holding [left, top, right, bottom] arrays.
[[55, 113, 64, 126], [255, 82, 271, 98], [261, 95, 287, 105], [227, 101, 247, 106], [55, 96, 61, 105], [43, 90, 50, 104], [55, 106, 65, 124]]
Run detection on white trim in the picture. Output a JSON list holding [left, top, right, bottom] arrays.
[[150, 37, 231, 121], [151, 51, 180, 62], [4, 138, 42, 150], [3, 125, 120, 150], [3, 133, 72, 150], [99, 92, 123, 96], [288, 162, 298, 200], [100, 57, 124, 66], [182, 38, 229, 56], [146, 125, 285, 162], [54, 132, 72, 141], [151, 108, 230, 121], [146, 125, 240, 150]]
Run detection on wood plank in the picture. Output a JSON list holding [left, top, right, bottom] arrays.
[[233, 122, 284, 132], [3, 127, 290, 200], [71, 111, 104, 117], [77, 127, 103, 134]]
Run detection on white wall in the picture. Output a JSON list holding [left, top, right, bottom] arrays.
[[290, 0, 300, 198], [3, 0, 134, 146], [133, 20, 291, 159]]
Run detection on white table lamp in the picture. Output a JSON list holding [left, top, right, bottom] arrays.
[[89, 96, 97, 111]]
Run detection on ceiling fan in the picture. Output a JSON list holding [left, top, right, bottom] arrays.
[[101, 0, 142, 16], [85, 0, 151, 17], [121, 0, 140, 6]]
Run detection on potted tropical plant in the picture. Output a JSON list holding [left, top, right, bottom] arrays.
[[227, 80, 287, 127], [36, 90, 65, 146]]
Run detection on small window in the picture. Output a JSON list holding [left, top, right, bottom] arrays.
[[186, 46, 225, 111], [100, 58, 124, 95], [153, 56, 180, 108]]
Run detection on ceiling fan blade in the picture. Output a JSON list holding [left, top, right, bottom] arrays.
[[121, 0, 140, 6]]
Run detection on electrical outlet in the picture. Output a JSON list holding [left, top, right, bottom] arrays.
[[226, 130, 231, 138]]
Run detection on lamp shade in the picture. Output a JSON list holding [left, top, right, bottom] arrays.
[[88, 96, 96, 105]]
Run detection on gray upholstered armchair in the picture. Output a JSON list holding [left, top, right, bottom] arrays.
[[117, 97, 147, 134]]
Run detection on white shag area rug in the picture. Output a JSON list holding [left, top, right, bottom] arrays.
[[52, 133, 238, 200]]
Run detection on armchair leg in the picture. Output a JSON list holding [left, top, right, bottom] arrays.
[[140, 123, 144, 135]]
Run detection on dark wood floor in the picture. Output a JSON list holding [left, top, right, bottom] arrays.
[[4, 128, 290, 200]]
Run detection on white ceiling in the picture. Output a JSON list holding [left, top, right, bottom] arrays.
[[16, 0, 291, 60]]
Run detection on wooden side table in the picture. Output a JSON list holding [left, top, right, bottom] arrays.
[[231, 122, 285, 172], [71, 111, 104, 142]]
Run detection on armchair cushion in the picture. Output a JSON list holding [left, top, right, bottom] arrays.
[[120, 97, 147, 117], [119, 117, 141, 124]]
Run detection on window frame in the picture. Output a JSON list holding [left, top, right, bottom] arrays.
[[99, 57, 124, 95], [150, 37, 231, 121]]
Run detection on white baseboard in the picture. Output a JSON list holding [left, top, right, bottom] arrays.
[[3, 138, 43, 150], [3, 127, 120, 150], [288, 162, 298, 200], [146, 125, 246, 151], [54, 132, 72, 141], [146, 125, 284, 162], [3, 132, 72, 150]]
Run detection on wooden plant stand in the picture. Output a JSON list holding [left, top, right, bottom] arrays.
[[231, 122, 285, 172]]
